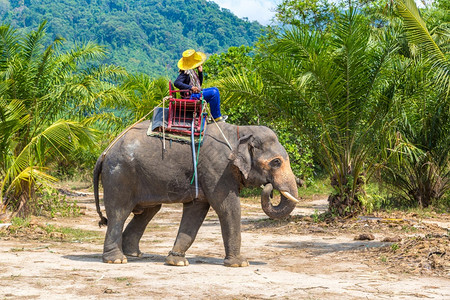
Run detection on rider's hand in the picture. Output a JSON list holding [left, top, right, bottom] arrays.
[[191, 86, 200, 93]]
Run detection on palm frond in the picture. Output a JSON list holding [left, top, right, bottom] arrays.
[[39, 119, 98, 154], [3, 166, 57, 201], [21, 20, 47, 63], [54, 42, 108, 78], [270, 25, 326, 60], [35, 36, 64, 88], [396, 0, 449, 97], [218, 67, 265, 106], [396, 0, 445, 60], [0, 24, 19, 71]]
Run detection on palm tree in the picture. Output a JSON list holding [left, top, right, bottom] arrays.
[[0, 22, 126, 216], [118, 74, 170, 122], [379, 0, 450, 207], [220, 8, 401, 216]]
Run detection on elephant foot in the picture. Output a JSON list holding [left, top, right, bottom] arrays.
[[103, 255, 128, 264], [165, 251, 189, 266], [224, 256, 249, 267], [103, 249, 128, 264]]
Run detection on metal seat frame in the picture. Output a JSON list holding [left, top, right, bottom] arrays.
[[167, 81, 206, 136]]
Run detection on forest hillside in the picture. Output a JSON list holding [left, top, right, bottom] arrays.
[[1, 0, 264, 76]]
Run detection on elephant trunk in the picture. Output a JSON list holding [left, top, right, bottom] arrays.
[[261, 183, 298, 219]]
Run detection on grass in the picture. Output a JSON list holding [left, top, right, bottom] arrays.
[[115, 277, 129, 282], [375, 201, 450, 217], [0, 217, 101, 242], [312, 209, 323, 223], [240, 187, 261, 198], [390, 243, 400, 252], [42, 224, 101, 242], [65, 179, 92, 191], [5, 217, 31, 234], [37, 190, 81, 218], [401, 224, 419, 233], [10, 247, 25, 252], [299, 177, 332, 199]]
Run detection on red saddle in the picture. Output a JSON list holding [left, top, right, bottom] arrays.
[[166, 81, 206, 136]]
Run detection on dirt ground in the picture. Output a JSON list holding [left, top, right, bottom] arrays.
[[1, 191, 449, 299]]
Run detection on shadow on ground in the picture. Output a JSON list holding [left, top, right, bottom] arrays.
[[63, 253, 267, 266], [275, 240, 390, 255]]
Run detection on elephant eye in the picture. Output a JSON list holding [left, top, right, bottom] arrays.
[[269, 158, 282, 169]]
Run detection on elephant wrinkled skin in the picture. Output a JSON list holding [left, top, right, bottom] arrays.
[[94, 121, 299, 267]]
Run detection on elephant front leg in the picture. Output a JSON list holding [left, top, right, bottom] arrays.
[[122, 205, 162, 257], [166, 201, 210, 266], [214, 196, 249, 267]]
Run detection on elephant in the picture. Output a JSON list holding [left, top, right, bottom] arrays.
[[93, 120, 299, 267]]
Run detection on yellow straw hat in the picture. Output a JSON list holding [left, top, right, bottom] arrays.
[[177, 49, 207, 70]]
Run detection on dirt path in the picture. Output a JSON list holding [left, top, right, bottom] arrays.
[[1, 194, 449, 299]]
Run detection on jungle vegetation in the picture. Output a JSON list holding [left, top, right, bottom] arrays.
[[1, 0, 263, 77], [0, 0, 449, 217]]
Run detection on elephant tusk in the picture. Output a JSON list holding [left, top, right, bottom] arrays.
[[281, 191, 299, 203]]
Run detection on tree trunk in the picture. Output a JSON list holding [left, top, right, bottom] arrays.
[[327, 172, 365, 217]]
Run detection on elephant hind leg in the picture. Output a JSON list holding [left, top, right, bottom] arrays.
[[103, 213, 130, 264], [122, 205, 162, 257], [166, 201, 210, 266]]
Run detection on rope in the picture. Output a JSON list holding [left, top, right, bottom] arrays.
[[162, 96, 166, 151], [195, 96, 207, 164], [206, 105, 233, 151], [190, 96, 207, 185], [191, 121, 198, 198], [101, 97, 170, 160]]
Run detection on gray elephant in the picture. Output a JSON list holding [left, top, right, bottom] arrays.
[[93, 120, 299, 267]]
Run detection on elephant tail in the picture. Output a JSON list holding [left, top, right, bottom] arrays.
[[94, 156, 108, 227]]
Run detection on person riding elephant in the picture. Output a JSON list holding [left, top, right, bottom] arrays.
[[94, 121, 299, 267], [174, 49, 227, 122]]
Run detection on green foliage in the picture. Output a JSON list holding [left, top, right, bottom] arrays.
[[37, 189, 80, 218], [207, 46, 314, 179], [274, 0, 390, 30], [361, 183, 388, 214], [268, 120, 313, 180], [41, 224, 101, 241], [275, 0, 338, 29], [268, 1, 448, 213], [382, 150, 450, 208], [4, 0, 264, 77], [7, 217, 31, 234], [239, 187, 260, 197], [222, 8, 402, 216], [433, 192, 450, 213], [378, 0, 450, 208], [0, 22, 126, 216], [390, 243, 400, 251], [119, 75, 170, 122], [395, 0, 449, 97], [300, 177, 332, 197], [204, 45, 255, 80], [1, 0, 448, 219]]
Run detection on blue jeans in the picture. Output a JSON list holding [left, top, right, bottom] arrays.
[[191, 87, 221, 119]]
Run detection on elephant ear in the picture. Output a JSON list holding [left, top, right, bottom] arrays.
[[230, 134, 253, 179]]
